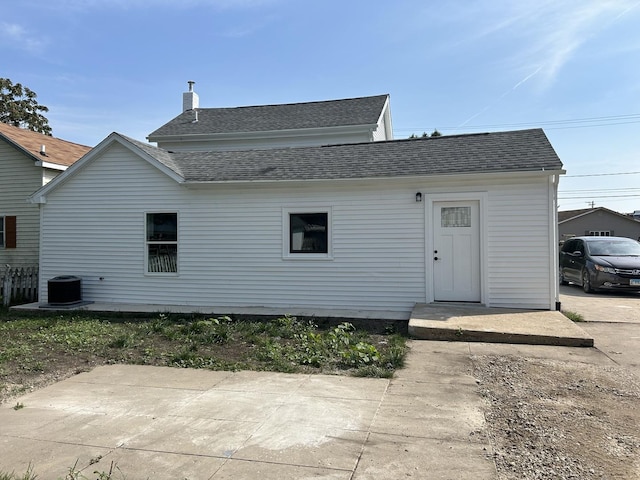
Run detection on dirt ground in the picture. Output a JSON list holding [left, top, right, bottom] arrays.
[[473, 353, 640, 480]]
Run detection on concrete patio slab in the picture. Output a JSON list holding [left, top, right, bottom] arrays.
[[409, 303, 594, 347], [0, 346, 498, 479], [353, 434, 495, 480]]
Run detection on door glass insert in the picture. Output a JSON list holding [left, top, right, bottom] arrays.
[[441, 206, 471, 227]]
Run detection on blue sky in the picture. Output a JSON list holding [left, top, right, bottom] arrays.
[[2, 0, 640, 213]]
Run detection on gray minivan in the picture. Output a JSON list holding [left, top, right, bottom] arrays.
[[559, 236, 640, 293]]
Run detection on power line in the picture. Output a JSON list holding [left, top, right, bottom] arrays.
[[558, 194, 640, 199], [564, 171, 640, 178], [560, 187, 640, 193], [395, 113, 640, 134]]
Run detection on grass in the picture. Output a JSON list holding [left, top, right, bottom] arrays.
[[562, 309, 585, 322], [0, 310, 408, 479], [0, 309, 407, 480], [0, 310, 408, 403], [0, 466, 37, 480]]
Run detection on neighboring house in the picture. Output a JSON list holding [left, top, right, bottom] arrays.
[[30, 127, 564, 318], [147, 85, 393, 152], [0, 123, 90, 268], [558, 207, 640, 242]]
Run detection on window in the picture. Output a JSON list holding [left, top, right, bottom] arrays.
[[441, 207, 471, 227], [284, 208, 332, 258], [588, 231, 611, 236], [146, 213, 178, 273], [0, 216, 16, 249]]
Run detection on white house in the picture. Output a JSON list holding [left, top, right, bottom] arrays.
[[147, 85, 393, 152], [30, 126, 564, 319], [0, 123, 90, 268]]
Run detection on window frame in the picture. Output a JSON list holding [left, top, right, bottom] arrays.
[[0, 215, 16, 249], [145, 212, 179, 275], [282, 207, 333, 260]]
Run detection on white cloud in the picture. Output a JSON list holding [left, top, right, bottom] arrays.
[[494, 0, 640, 88], [0, 22, 48, 54]]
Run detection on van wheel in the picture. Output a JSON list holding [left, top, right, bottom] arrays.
[[582, 269, 594, 293]]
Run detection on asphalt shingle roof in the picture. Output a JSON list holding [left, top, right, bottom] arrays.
[[148, 95, 389, 138], [558, 207, 639, 223], [128, 128, 563, 183], [0, 122, 90, 167]]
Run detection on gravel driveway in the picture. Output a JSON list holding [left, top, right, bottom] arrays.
[[469, 285, 640, 479]]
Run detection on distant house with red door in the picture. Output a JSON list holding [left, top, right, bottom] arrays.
[[29, 87, 565, 318]]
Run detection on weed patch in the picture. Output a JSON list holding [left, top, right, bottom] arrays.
[[562, 310, 585, 322], [0, 311, 408, 404]]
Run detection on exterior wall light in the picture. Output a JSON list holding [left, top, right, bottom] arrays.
[[415, 192, 423, 202]]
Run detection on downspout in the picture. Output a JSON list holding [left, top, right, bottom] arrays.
[[550, 173, 561, 310]]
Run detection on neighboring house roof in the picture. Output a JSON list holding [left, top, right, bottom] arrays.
[[558, 207, 640, 224], [31, 128, 563, 203], [0, 122, 91, 168], [148, 94, 390, 139]]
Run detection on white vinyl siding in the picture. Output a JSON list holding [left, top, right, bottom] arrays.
[[156, 130, 374, 153], [0, 142, 42, 267], [485, 179, 554, 309], [38, 144, 557, 316], [39, 144, 426, 314]]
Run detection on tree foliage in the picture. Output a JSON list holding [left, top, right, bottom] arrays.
[[0, 78, 52, 135], [409, 129, 442, 139]]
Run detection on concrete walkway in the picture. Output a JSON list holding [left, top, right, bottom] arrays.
[[409, 303, 594, 347], [0, 342, 497, 480]]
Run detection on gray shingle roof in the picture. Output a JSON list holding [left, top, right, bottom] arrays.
[[128, 128, 563, 183], [120, 134, 184, 177], [148, 95, 389, 138], [558, 207, 639, 223]]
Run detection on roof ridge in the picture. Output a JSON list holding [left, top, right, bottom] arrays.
[[194, 94, 389, 111], [315, 128, 544, 149]]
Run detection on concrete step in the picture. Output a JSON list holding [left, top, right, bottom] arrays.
[[409, 303, 594, 347]]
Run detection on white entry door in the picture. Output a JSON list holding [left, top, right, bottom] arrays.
[[432, 201, 481, 302]]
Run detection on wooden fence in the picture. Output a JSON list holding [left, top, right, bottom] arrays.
[[1, 266, 39, 306]]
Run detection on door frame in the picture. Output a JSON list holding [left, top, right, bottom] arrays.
[[425, 192, 488, 305]]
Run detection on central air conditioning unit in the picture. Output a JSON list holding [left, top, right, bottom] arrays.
[[47, 276, 82, 305]]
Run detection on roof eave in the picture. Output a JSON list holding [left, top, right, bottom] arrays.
[[559, 206, 640, 225], [34, 160, 68, 171], [182, 168, 566, 187]]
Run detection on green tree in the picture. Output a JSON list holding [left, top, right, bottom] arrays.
[[0, 78, 52, 135], [408, 129, 443, 139]]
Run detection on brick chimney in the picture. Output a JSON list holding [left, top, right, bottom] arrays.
[[182, 81, 199, 112]]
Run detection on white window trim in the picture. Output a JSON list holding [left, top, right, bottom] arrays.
[[144, 211, 179, 276], [0, 216, 4, 248], [282, 207, 333, 260]]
